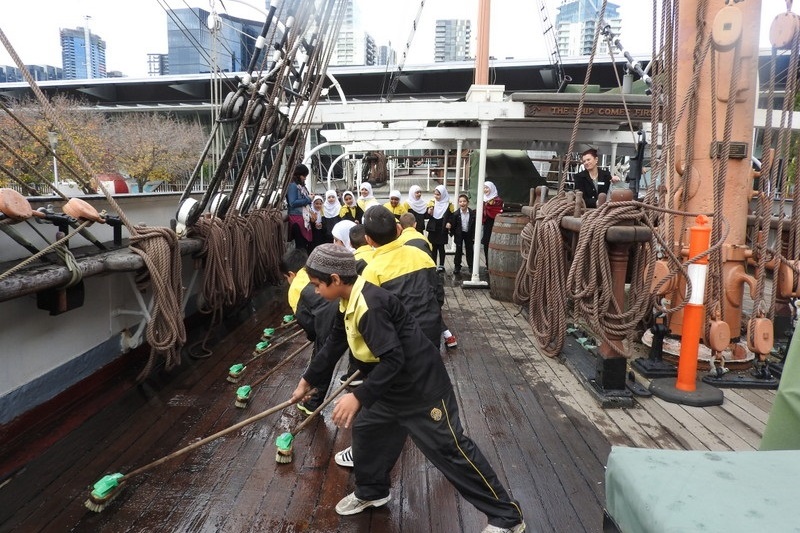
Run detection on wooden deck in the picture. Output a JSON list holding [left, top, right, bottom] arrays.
[[0, 261, 776, 533]]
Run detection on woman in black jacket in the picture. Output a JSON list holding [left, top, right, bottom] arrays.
[[572, 148, 621, 208]]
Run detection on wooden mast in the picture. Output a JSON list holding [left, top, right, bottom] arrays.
[[666, 0, 762, 343], [474, 0, 491, 84]]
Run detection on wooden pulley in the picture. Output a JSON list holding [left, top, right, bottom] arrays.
[[747, 317, 774, 355], [651, 260, 676, 296], [62, 198, 104, 222], [0, 188, 33, 221], [711, 5, 743, 50], [706, 320, 730, 353], [777, 261, 799, 298], [769, 12, 800, 49]]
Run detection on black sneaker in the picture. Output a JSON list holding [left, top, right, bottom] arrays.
[[339, 373, 364, 387]]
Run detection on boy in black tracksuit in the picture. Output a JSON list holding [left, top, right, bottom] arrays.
[[291, 243, 524, 532], [280, 248, 340, 415]]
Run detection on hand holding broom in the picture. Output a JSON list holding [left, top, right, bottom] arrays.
[[275, 370, 362, 464]]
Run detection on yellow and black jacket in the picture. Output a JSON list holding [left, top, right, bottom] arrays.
[[360, 238, 443, 344], [304, 277, 451, 408]]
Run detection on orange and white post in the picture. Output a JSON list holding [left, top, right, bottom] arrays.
[[675, 215, 712, 392]]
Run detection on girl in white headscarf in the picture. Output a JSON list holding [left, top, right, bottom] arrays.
[[383, 189, 408, 220], [357, 182, 379, 211], [321, 189, 341, 242], [425, 184, 455, 271], [309, 195, 325, 251], [481, 180, 504, 264], [339, 190, 364, 223], [405, 184, 428, 232], [331, 219, 357, 252]]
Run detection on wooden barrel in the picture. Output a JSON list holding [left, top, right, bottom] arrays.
[[488, 213, 528, 302]]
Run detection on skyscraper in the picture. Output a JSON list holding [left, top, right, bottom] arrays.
[[60, 27, 106, 79], [167, 7, 263, 74], [555, 0, 621, 58], [330, 0, 376, 66], [434, 19, 471, 63]]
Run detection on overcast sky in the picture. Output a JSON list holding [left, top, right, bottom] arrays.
[[0, 1, 789, 78]]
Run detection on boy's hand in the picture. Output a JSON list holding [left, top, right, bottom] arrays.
[[332, 393, 361, 428], [291, 378, 313, 403]]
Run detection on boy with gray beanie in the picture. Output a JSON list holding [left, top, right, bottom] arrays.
[[291, 243, 525, 533]]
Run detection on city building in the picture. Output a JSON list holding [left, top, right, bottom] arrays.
[[330, 0, 376, 66], [555, 0, 621, 58], [148, 53, 170, 76], [376, 45, 396, 67], [434, 19, 472, 63], [166, 7, 264, 74], [60, 27, 106, 79], [24, 65, 63, 82]]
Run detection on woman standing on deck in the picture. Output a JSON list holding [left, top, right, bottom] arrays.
[[405, 185, 429, 232], [426, 184, 455, 272], [286, 164, 314, 252], [482, 181, 503, 266], [572, 148, 621, 208]]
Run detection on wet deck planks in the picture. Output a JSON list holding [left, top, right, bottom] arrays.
[[0, 263, 776, 533]]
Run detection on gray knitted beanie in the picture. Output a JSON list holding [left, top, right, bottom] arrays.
[[306, 243, 357, 277]]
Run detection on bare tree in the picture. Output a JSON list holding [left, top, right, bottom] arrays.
[[104, 113, 207, 192]]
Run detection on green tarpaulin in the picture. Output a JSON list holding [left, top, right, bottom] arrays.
[[468, 150, 547, 210], [760, 328, 800, 450]]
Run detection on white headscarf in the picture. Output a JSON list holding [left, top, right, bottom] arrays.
[[406, 185, 428, 214], [323, 189, 341, 218], [431, 184, 451, 219], [389, 189, 402, 201], [331, 220, 357, 252], [484, 181, 499, 202], [357, 182, 378, 210], [342, 190, 356, 207], [311, 195, 324, 217]]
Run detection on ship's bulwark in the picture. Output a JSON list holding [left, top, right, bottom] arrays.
[[0, 266, 771, 532]]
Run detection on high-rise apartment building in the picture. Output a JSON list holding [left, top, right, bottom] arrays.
[[555, 0, 621, 58], [330, 0, 376, 66], [148, 53, 169, 76], [434, 19, 471, 63], [376, 45, 396, 67], [60, 27, 106, 79], [167, 8, 264, 74]]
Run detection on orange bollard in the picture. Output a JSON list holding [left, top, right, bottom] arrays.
[[675, 215, 711, 392], [649, 215, 723, 406]]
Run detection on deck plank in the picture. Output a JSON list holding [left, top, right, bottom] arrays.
[[0, 265, 778, 533]]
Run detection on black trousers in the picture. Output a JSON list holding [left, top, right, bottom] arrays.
[[453, 232, 474, 270], [482, 218, 495, 265], [351, 389, 524, 528]]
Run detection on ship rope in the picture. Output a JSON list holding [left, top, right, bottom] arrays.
[[0, 27, 187, 379], [185, 0, 343, 358]]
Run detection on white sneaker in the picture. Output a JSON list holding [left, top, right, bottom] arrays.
[[335, 492, 391, 515], [482, 521, 526, 533], [334, 446, 354, 467]]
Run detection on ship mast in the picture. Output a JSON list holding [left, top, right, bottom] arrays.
[[662, 0, 762, 345]]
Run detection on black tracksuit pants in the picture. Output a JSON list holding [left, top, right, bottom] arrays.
[[351, 388, 524, 529]]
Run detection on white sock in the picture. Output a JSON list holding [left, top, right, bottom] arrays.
[[443, 329, 452, 338]]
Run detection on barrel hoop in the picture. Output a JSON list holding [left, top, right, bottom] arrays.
[[488, 269, 519, 279], [488, 243, 521, 252]]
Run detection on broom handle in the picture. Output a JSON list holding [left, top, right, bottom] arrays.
[[293, 370, 362, 435], [250, 341, 312, 388], [244, 328, 304, 365], [124, 398, 297, 480]]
